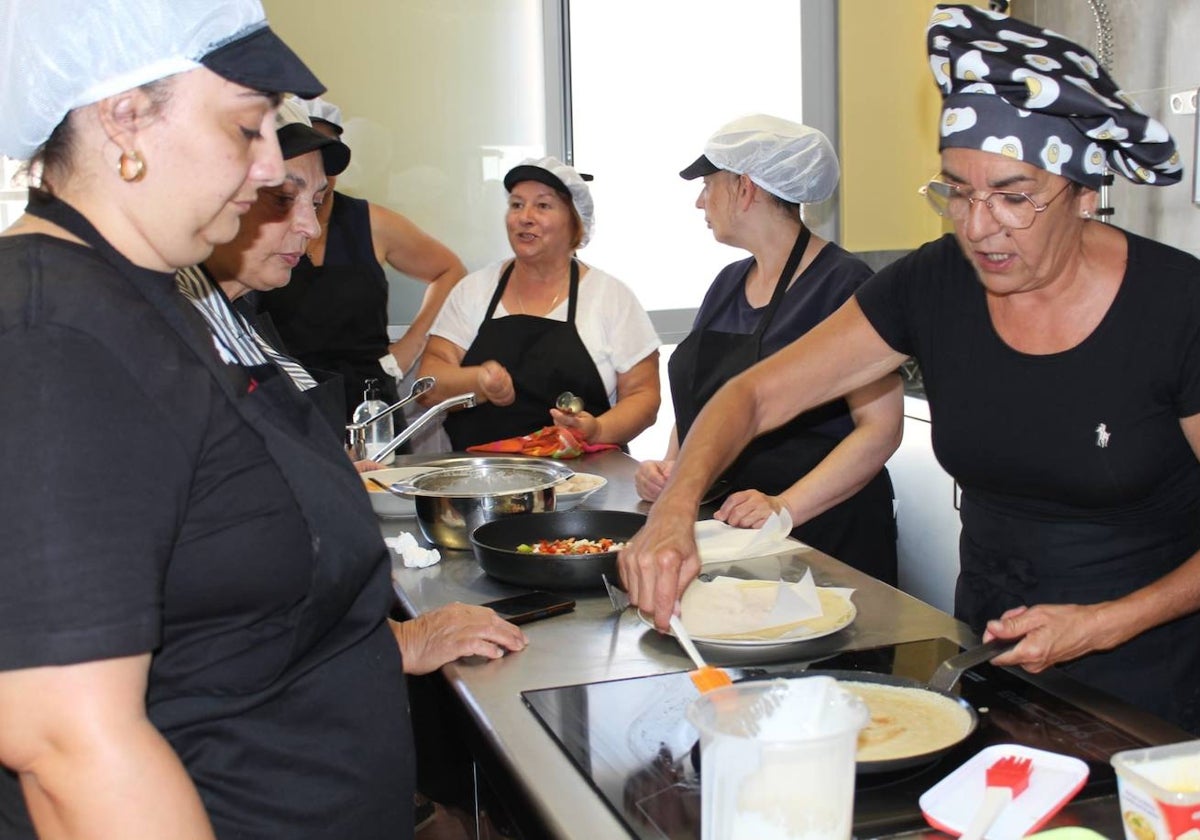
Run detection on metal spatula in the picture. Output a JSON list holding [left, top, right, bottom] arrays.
[[927, 638, 1020, 694]]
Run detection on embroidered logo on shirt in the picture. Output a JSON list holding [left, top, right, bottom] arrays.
[[1095, 423, 1111, 448]]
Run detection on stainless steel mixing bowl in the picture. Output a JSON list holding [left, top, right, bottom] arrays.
[[398, 463, 564, 549]]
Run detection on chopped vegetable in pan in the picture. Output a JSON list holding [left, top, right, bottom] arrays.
[[516, 538, 626, 555]]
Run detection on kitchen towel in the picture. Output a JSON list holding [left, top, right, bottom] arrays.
[[466, 425, 619, 459]]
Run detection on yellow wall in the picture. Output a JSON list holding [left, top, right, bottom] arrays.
[[838, 0, 947, 252]]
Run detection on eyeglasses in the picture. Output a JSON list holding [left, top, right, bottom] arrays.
[[918, 178, 1072, 230]]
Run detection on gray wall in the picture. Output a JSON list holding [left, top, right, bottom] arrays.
[[1019, 0, 1200, 256]]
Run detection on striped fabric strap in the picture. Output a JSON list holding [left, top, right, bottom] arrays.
[[174, 266, 318, 391]]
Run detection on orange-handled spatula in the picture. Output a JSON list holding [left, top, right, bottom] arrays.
[[669, 615, 733, 693]]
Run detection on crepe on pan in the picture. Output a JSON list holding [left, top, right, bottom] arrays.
[[841, 682, 974, 762]]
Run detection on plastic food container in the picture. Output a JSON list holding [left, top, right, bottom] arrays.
[[1112, 740, 1200, 840], [687, 676, 868, 840]]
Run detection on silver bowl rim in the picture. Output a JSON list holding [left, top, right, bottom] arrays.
[[403, 464, 564, 498]]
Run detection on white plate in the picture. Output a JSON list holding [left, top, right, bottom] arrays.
[[361, 466, 436, 518], [636, 588, 857, 650], [554, 472, 607, 511]]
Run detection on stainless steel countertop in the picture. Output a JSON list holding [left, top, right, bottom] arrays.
[[386, 450, 1183, 839]]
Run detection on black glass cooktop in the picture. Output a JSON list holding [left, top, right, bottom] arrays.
[[521, 638, 1150, 839]]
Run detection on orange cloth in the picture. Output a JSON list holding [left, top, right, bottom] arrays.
[[466, 426, 618, 459]]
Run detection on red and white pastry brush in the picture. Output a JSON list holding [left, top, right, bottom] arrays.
[[960, 755, 1033, 840]]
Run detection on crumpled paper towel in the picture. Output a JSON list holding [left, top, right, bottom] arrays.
[[384, 532, 441, 568], [694, 508, 801, 565]]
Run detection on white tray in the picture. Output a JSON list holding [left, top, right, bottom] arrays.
[[919, 743, 1090, 839]]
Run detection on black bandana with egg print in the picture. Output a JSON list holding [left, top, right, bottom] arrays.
[[927, 3, 1181, 188]]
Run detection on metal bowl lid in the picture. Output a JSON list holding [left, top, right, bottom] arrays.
[[408, 465, 561, 497]]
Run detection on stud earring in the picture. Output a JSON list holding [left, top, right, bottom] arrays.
[[1080, 209, 1093, 220]]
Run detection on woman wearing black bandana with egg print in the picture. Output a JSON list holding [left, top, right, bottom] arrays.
[[621, 3, 1200, 733]]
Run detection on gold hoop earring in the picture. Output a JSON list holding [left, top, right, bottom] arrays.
[[118, 150, 145, 183]]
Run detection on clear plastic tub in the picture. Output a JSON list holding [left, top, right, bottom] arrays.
[[1111, 739, 1200, 840], [687, 676, 868, 840]]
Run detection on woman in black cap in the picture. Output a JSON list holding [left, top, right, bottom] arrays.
[[256, 96, 469, 431], [420, 156, 661, 450], [0, 2, 423, 837], [622, 3, 1200, 732], [636, 114, 901, 585]]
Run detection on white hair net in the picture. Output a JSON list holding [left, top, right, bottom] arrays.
[[303, 97, 345, 134], [698, 115, 839, 204], [504, 156, 596, 248], [0, 0, 316, 160]]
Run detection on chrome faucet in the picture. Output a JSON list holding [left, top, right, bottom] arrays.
[[365, 392, 477, 462], [346, 375, 435, 461]]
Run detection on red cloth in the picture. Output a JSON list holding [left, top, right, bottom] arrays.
[[466, 426, 619, 459]]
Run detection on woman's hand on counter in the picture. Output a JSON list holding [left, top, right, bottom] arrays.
[[390, 604, 528, 675], [713, 489, 784, 529], [634, 459, 673, 502]]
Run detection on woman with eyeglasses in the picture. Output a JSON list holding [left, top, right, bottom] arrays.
[[621, 3, 1200, 733]]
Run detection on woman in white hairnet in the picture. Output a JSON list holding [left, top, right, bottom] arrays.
[[635, 115, 902, 584], [0, 3, 421, 837], [420, 157, 662, 450]]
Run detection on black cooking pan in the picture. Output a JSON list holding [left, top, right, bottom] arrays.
[[731, 639, 1017, 773], [470, 510, 647, 591]]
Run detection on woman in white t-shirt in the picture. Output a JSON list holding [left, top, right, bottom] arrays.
[[420, 156, 661, 450]]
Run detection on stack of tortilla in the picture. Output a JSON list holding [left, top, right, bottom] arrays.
[[679, 570, 855, 641]]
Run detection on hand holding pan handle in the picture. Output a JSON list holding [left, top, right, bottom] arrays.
[[927, 637, 1021, 694]]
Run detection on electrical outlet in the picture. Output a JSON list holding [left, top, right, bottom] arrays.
[[1170, 88, 1197, 115]]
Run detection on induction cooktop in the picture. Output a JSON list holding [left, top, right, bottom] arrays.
[[521, 637, 1150, 839]]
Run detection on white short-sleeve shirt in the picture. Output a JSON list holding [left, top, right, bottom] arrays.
[[430, 260, 660, 405]]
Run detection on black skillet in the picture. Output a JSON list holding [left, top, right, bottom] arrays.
[[470, 509, 647, 591], [691, 639, 1017, 774]]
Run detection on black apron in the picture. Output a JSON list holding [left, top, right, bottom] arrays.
[[669, 228, 897, 585], [959, 492, 1200, 732], [26, 192, 415, 836], [248, 306, 348, 441], [442, 259, 610, 450], [257, 194, 401, 421]]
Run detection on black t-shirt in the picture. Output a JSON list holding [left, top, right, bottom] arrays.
[[856, 231, 1200, 523], [0, 235, 411, 837], [696, 242, 875, 440]]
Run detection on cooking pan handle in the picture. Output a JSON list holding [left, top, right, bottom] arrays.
[[927, 637, 1021, 694]]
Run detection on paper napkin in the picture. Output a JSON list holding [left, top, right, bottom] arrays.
[[694, 509, 801, 565], [385, 531, 441, 568]]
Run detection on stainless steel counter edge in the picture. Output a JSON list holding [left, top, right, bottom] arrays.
[[383, 450, 1189, 839]]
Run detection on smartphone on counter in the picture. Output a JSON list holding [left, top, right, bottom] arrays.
[[481, 591, 576, 625]]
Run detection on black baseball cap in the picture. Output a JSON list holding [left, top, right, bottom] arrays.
[[200, 23, 325, 100], [276, 97, 350, 176], [679, 154, 721, 180], [504, 164, 593, 194]]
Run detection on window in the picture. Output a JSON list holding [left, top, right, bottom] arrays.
[[567, 0, 805, 312]]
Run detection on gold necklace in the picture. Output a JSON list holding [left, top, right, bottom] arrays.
[[515, 275, 566, 315]]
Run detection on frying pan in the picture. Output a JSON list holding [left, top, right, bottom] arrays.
[[470, 510, 647, 591], [734, 639, 1018, 774]]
